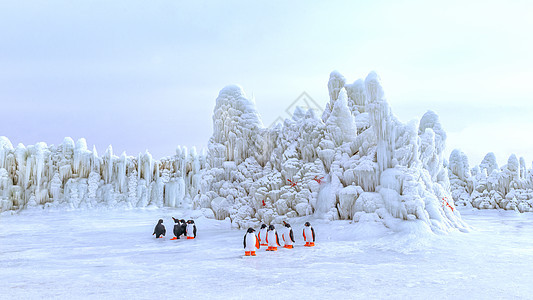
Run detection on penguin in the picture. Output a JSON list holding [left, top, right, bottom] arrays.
[[265, 225, 280, 251], [170, 217, 184, 240], [258, 224, 268, 246], [282, 221, 295, 249], [303, 221, 315, 247], [243, 228, 260, 256], [180, 219, 187, 237], [153, 219, 166, 239], [186, 220, 197, 239]]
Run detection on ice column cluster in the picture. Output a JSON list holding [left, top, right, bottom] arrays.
[[194, 71, 467, 232], [0, 136, 204, 211], [449, 150, 533, 212]]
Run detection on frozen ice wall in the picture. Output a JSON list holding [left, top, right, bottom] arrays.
[[2, 70, 485, 234], [195, 72, 467, 233], [0, 136, 205, 212], [449, 150, 533, 212]]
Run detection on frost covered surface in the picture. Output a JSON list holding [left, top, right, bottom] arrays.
[[196, 72, 466, 232], [449, 149, 533, 212], [0, 208, 532, 299], [0, 136, 204, 212]]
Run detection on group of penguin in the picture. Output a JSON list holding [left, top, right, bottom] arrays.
[[153, 217, 315, 257], [243, 221, 315, 256], [152, 217, 197, 240]]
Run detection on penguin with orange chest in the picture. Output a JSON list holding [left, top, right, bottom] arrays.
[[303, 222, 315, 246], [186, 220, 197, 239], [282, 221, 295, 249], [258, 224, 268, 246], [266, 225, 280, 251], [243, 228, 260, 256], [153, 219, 166, 239]]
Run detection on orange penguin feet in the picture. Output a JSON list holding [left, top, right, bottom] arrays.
[[310, 242, 315, 247], [245, 251, 251, 256], [272, 247, 278, 251], [187, 237, 194, 240], [251, 251, 256, 256], [170, 237, 177, 240]]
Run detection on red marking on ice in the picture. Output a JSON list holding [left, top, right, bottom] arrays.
[[313, 176, 324, 184], [287, 179, 298, 188], [442, 197, 454, 212]]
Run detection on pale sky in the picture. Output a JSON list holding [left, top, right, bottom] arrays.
[[1, 0, 532, 168]]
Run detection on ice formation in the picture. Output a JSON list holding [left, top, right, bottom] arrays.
[[449, 150, 533, 212], [1, 71, 476, 233], [0, 136, 204, 212], [193, 71, 467, 232]]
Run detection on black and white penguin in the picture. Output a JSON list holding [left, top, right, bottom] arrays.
[[243, 228, 260, 256], [170, 217, 184, 240], [282, 221, 295, 249], [180, 219, 187, 237], [266, 225, 280, 251], [153, 219, 166, 239], [303, 221, 315, 247], [186, 220, 197, 239], [258, 224, 268, 246]]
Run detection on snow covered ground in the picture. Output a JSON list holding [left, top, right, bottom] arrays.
[[1, 208, 532, 299]]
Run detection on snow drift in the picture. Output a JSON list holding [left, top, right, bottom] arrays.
[[1, 71, 471, 233]]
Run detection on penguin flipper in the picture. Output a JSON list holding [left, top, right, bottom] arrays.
[[275, 233, 280, 246], [290, 230, 295, 243], [243, 234, 247, 249], [255, 234, 260, 249], [193, 225, 197, 238], [311, 227, 315, 242]]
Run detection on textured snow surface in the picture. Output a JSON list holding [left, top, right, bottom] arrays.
[[1, 208, 532, 299]]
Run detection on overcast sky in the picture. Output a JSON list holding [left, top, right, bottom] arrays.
[[1, 0, 532, 167]]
